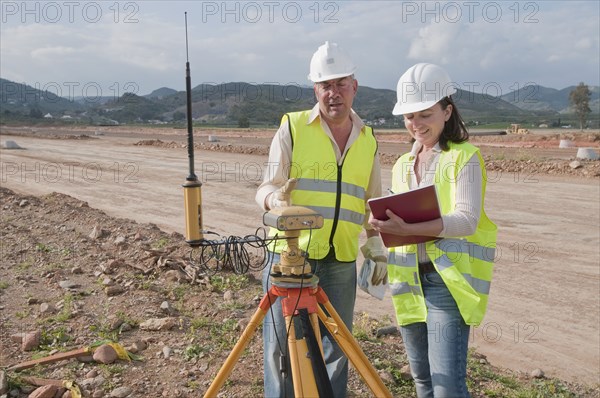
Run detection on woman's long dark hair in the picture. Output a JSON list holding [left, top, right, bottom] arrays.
[[438, 95, 469, 151]]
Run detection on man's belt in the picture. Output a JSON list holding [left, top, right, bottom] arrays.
[[418, 261, 437, 274]]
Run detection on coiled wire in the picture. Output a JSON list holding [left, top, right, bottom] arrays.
[[187, 227, 283, 276]]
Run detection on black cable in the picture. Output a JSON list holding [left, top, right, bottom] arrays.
[[187, 227, 276, 276]]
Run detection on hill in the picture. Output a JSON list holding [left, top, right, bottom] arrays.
[[145, 87, 178, 99], [0, 78, 84, 118], [1, 77, 598, 127], [500, 84, 600, 113]]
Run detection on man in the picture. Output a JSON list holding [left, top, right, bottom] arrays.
[[256, 41, 387, 398]]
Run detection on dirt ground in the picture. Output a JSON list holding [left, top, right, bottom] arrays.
[[1, 125, 599, 394]]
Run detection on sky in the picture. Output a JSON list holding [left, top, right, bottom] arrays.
[[1, 1, 599, 101]]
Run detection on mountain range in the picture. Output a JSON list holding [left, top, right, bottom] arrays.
[[1, 78, 598, 127]]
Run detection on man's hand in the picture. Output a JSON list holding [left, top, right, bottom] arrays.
[[360, 236, 388, 285], [268, 178, 298, 209]]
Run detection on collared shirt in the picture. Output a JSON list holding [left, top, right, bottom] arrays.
[[405, 141, 483, 261], [256, 103, 382, 230]]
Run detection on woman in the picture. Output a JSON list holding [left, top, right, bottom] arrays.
[[369, 63, 497, 398]]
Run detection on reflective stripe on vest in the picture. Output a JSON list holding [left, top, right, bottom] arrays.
[[388, 142, 497, 326], [268, 110, 377, 261]]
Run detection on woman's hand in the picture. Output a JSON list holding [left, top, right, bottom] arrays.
[[369, 210, 444, 238], [369, 209, 413, 236]]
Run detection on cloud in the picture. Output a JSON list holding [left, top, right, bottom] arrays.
[[31, 46, 76, 59], [407, 23, 461, 65], [0, 1, 598, 95]]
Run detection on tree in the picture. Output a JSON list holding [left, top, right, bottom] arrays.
[[29, 107, 43, 119], [238, 116, 250, 128], [569, 82, 591, 130]]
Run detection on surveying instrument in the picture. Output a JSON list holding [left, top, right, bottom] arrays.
[[179, 13, 392, 397], [203, 185, 392, 397]]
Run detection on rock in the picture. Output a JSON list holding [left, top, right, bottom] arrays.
[[88, 225, 101, 239], [93, 344, 118, 364], [108, 316, 124, 331], [400, 364, 413, 380], [119, 323, 132, 332], [19, 200, 29, 207], [531, 368, 545, 378], [22, 331, 41, 351], [105, 285, 125, 296], [163, 270, 184, 283], [236, 318, 249, 332], [128, 340, 148, 353], [90, 376, 107, 388], [58, 280, 80, 290], [114, 236, 126, 246], [109, 386, 133, 397], [10, 333, 25, 343], [76, 354, 95, 363], [223, 290, 235, 302], [85, 369, 99, 378], [39, 302, 56, 314], [160, 301, 172, 314], [569, 160, 583, 169], [102, 259, 124, 274], [379, 370, 395, 384], [139, 317, 177, 331], [162, 346, 172, 359], [27, 385, 58, 398], [375, 325, 399, 337]]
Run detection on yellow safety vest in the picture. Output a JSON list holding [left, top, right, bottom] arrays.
[[388, 142, 497, 326], [269, 110, 377, 261]]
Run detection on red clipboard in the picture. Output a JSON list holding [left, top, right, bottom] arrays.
[[367, 185, 441, 247]]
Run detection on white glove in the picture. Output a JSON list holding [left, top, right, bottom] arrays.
[[358, 259, 386, 300], [267, 178, 298, 209], [360, 236, 388, 285]]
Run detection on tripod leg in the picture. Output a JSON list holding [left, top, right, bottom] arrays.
[[203, 291, 275, 398], [317, 300, 393, 398], [286, 314, 320, 397], [299, 309, 334, 397]]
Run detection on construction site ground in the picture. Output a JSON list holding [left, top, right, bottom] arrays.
[[0, 125, 599, 397]]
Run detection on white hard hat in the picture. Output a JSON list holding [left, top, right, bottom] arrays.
[[392, 63, 457, 115], [308, 41, 356, 83]]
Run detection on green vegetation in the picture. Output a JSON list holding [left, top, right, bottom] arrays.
[[209, 274, 251, 292], [570, 82, 592, 130], [353, 312, 382, 342], [151, 237, 170, 249], [183, 343, 207, 361], [54, 293, 74, 322], [40, 326, 72, 350]]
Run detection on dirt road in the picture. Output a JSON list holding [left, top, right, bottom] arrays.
[[1, 132, 599, 386]]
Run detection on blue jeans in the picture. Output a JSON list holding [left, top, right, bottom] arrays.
[[400, 272, 471, 398], [262, 252, 357, 398]]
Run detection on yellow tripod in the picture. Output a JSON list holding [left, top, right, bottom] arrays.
[[203, 206, 392, 397]]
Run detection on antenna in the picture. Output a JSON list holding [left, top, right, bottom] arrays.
[[182, 12, 203, 245], [185, 11, 196, 181]]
